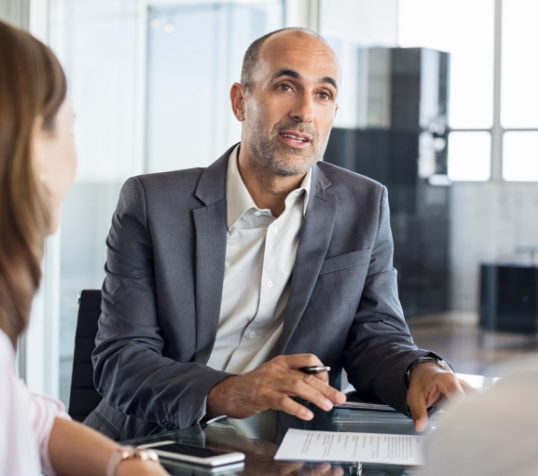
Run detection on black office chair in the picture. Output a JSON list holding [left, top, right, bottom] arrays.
[[68, 289, 103, 422]]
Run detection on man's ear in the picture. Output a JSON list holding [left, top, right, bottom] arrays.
[[230, 82, 247, 122]]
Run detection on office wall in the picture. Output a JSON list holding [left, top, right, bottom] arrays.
[[451, 182, 538, 313]]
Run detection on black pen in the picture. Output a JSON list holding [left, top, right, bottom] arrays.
[[300, 366, 331, 375]]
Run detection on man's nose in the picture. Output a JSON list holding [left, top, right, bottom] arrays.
[[290, 92, 314, 123]]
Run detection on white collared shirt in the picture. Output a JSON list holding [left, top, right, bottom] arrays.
[[206, 145, 311, 375]]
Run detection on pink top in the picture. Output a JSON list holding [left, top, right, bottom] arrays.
[[0, 328, 70, 476]]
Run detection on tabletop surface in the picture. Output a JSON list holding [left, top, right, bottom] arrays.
[[125, 402, 445, 476]]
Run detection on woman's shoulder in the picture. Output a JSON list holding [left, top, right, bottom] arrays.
[[0, 327, 42, 474], [0, 327, 26, 409], [0, 327, 30, 430], [0, 328, 15, 371]]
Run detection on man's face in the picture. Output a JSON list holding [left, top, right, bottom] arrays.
[[240, 33, 339, 176]]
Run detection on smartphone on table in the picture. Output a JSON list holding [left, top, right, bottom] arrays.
[[137, 440, 245, 468]]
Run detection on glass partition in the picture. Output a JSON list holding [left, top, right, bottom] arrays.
[[49, 0, 145, 405], [146, 1, 283, 172], [48, 0, 283, 405]]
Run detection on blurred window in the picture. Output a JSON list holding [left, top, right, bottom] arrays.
[[448, 132, 491, 182], [399, 0, 494, 129], [501, 0, 538, 129], [48, 0, 283, 406], [500, 0, 538, 182], [400, 0, 538, 183], [147, 2, 283, 172], [503, 132, 538, 182]]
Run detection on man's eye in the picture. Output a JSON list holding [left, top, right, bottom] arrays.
[[319, 92, 330, 100], [278, 84, 292, 92]]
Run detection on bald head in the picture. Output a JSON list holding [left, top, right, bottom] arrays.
[[241, 28, 338, 93], [230, 26, 339, 180]]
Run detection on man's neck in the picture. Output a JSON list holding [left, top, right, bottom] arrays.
[[237, 147, 306, 218]]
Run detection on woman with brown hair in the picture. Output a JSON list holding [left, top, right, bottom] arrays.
[[0, 20, 168, 476]]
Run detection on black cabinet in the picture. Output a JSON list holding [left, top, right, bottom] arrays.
[[480, 264, 538, 334]]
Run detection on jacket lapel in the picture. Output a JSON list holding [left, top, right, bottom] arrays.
[[192, 144, 236, 363], [277, 165, 337, 354]]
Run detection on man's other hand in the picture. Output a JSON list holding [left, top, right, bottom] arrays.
[[206, 354, 346, 421], [407, 363, 473, 432]]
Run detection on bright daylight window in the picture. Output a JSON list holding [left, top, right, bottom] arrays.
[[399, 0, 494, 182], [501, 0, 538, 181], [400, 0, 538, 183], [448, 132, 491, 182], [501, 0, 538, 128], [399, 0, 494, 130], [503, 132, 538, 182]]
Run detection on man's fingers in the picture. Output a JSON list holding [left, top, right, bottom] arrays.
[[407, 391, 429, 432], [279, 353, 324, 370], [266, 392, 314, 420], [407, 369, 470, 433], [438, 374, 466, 402], [309, 374, 346, 404], [271, 354, 347, 407], [301, 463, 344, 476], [274, 372, 346, 409], [330, 466, 345, 476], [298, 372, 346, 404], [298, 463, 332, 476], [312, 371, 330, 384], [278, 462, 305, 476], [458, 378, 476, 395], [209, 355, 346, 420], [281, 376, 336, 411]]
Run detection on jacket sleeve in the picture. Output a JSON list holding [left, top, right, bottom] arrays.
[[342, 186, 443, 416], [92, 177, 232, 429]]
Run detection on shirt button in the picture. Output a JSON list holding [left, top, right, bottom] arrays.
[[253, 211, 261, 216], [271, 225, 278, 234], [266, 280, 273, 288], [248, 331, 257, 339]]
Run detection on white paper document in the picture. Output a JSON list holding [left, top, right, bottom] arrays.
[[274, 429, 424, 466]]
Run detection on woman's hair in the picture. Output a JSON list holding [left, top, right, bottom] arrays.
[[0, 21, 67, 347]]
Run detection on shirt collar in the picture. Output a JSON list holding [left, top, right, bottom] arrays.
[[226, 144, 312, 231]]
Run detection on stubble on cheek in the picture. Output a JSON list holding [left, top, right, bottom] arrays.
[[245, 114, 327, 177]]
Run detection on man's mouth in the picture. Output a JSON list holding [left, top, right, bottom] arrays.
[[278, 131, 312, 149]]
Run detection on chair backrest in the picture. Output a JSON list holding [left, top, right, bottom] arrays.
[[68, 289, 103, 422]]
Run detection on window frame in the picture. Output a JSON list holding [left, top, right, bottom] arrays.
[[449, 0, 538, 183]]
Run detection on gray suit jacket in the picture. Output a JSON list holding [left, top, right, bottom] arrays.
[[86, 144, 435, 440]]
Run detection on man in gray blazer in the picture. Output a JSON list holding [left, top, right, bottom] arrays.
[[87, 27, 467, 440]]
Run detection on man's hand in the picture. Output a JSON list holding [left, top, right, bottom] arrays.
[[207, 354, 346, 421], [407, 363, 473, 432]]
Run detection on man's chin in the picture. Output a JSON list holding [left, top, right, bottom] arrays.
[[270, 158, 315, 177], [254, 140, 320, 175]]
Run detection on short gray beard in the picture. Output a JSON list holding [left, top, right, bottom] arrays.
[[255, 141, 314, 177], [246, 117, 326, 178]]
